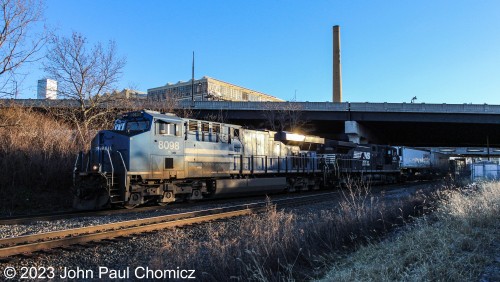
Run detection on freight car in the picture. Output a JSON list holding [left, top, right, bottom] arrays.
[[73, 110, 400, 210], [398, 147, 449, 180], [319, 140, 400, 185]]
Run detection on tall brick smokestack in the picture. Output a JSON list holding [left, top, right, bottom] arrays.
[[333, 25, 342, 102]]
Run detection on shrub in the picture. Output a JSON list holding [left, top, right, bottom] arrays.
[[320, 182, 499, 281], [0, 107, 81, 214], [152, 182, 433, 281]]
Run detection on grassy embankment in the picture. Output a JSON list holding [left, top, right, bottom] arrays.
[[153, 181, 498, 281], [152, 180, 436, 281], [319, 181, 499, 281]]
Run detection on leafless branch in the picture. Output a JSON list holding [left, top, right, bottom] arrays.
[[43, 31, 126, 148], [0, 0, 47, 97], [261, 102, 309, 133]]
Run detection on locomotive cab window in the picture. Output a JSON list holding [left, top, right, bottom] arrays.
[[188, 120, 198, 132], [114, 119, 150, 132], [156, 120, 180, 136], [201, 122, 209, 133], [213, 124, 221, 142]]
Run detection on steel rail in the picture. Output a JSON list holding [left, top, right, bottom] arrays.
[[0, 190, 340, 225], [0, 204, 176, 225], [0, 192, 336, 258], [0, 180, 436, 225]]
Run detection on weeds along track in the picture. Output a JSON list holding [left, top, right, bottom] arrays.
[[0, 192, 336, 259]]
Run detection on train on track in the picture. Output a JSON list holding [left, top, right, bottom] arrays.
[[73, 110, 401, 210], [398, 147, 449, 180]]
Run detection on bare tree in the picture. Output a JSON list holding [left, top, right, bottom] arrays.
[[135, 93, 193, 118], [203, 108, 227, 124], [261, 102, 309, 133], [43, 32, 126, 147], [261, 102, 280, 131], [281, 102, 307, 132], [0, 0, 46, 97]]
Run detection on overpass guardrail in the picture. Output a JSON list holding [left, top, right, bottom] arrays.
[[180, 101, 500, 114], [2, 99, 500, 114]]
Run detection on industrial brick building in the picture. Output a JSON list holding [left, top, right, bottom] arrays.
[[147, 76, 283, 102]]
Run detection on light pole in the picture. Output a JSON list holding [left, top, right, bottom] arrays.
[[191, 51, 195, 104], [198, 82, 203, 101]]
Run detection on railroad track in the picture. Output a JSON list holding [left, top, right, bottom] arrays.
[[0, 189, 342, 225], [0, 204, 172, 225], [0, 192, 337, 259], [0, 195, 289, 225], [0, 180, 437, 225]]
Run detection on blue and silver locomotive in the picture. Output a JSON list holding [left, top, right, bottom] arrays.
[[73, 110, 400, 209]]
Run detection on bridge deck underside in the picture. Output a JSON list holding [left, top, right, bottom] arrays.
[[194, 109, 500, 147]]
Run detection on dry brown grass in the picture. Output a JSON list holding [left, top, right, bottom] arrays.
[[152, 182, 433, 281], [319, 181, 500, 282], [0, 107, 81, 214]]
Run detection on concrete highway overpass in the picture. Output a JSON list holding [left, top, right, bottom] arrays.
[[178, 101, 500, 148], [3, 99, 500, 148]]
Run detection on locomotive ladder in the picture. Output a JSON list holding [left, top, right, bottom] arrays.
[[105, 173, 123, 204], [104, 150, 124, 204]]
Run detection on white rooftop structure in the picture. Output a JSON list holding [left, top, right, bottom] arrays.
[[37, 79, 57, 99]]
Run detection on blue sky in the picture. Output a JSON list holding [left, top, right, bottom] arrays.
[[19, 0, 500, 104]]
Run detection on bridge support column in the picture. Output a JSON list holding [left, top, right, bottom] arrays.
[[345, 121, 374, 144]]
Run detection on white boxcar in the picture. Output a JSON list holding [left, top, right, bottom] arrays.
[[399, 147, 448, 170]]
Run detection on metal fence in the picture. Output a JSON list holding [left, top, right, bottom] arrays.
[[470, 162, 500, 181]]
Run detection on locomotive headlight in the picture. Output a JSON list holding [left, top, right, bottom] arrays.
[[92, 164, 99, 171]]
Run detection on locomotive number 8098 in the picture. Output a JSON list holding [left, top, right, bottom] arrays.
[[73, 110, 401, 210]]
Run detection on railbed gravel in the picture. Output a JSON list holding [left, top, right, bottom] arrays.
[[0, 191, 340, 239], [0, 196, 350, 281], [0, 182, 438, 281]]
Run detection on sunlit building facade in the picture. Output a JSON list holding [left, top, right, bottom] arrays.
[[147, 76, 283, 102]]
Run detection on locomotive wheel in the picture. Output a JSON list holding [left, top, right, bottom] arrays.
[[124, 203, 138, 209], [124, 193, 141, 209]]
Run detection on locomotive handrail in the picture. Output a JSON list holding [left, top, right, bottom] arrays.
[[116, 151, 127, 173], [116, 151, 128, 191], [85, 153, 90, 172], [72, 153, 80, 186], [106, 149, 114, 187]]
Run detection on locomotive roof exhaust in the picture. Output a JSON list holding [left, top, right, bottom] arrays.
[[274, 131, 325, 145]]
